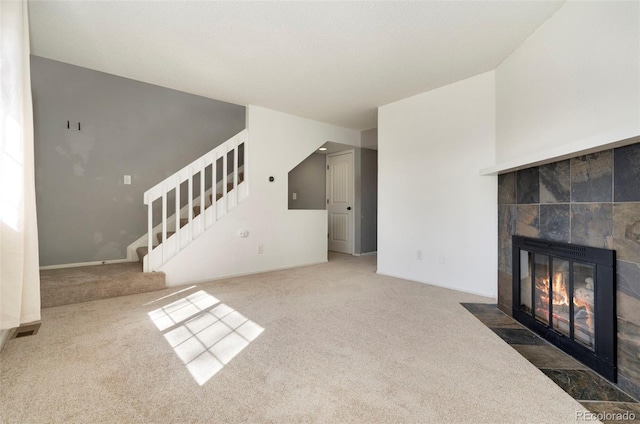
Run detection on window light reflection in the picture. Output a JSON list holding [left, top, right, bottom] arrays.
[[148, 290, 264, 385]]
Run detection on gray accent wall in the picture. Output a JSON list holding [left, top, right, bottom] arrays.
[[354, 146, 378, 255], [31, 56, 246, 266], [360, 148, 378, 253], [288, 153, 326, 210], [361, 127, 378, 150]]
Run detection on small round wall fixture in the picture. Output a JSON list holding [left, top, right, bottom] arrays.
[[269, 176, 275, 182]]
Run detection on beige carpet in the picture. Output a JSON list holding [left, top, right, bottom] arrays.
[[1, 253, 588, 423]]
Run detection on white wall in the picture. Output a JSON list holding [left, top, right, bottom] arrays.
[[496, 1, 640, 165], [160, 106, 361, 286], [378, 71, 497, 298]]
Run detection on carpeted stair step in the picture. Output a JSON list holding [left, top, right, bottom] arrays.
[[136, 245, 156, 262], [40, 262, 166, 308], [137, 246, 148, 261], [156, 231, 176, 243]]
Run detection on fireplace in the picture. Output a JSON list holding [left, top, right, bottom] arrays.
[[512, 236, 617, 381]]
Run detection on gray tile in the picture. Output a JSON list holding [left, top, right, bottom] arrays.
[[618, 374, 640, 405], [618, 318, 640, 398], [571, 203, 614, 249], [617, 261, 640, 302], [614, 203, 640, 263], [516, 205, 539, 238], [498, 270, 513, 313], [478, 313, 522, 329], [498, 172, 516, 205], [498, 205, 516, 273], [511, 344, 588, 370], [614, 143, 640, 202], [539, 204, 570, 242], [462, 302, 519, 325], [491, 328, 546, 345], [462, 302, 522, 329], [542, 369, 637, 402], [460, 303, 500, 315], [571, 151, 613, 202], [517, 167, 540, 204], [618, 291, 640, 328], [540, 160, 570, 203]]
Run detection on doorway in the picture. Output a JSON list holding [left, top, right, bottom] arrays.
[[327, 150, 355, 254]]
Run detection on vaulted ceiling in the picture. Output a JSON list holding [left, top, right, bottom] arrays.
[[28, 1, 565, 130]]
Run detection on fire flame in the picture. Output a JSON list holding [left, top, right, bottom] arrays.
[[553, 273, 570, 307], [535, 272, 575, 309], [535, 272, 594, 344]]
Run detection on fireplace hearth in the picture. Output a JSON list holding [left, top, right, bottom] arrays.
[[512, 236, 616, 381]]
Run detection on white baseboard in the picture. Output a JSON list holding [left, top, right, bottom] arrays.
[[353, 251, 377, 257], [39, 258, 133, 271], [375, 270, 497, 300]]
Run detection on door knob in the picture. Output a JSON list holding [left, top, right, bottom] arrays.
[[347, 207, 352, 210]]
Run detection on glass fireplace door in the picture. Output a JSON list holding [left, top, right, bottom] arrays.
[[551, 258, 571, 337], [512, 235, 616, 382], [573, 262, 596, 351], [533, 254, 550, 325], [519, 250, 533, 315], [518, 254, 596, 352]]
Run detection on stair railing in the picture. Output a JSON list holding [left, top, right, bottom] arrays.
[[143, 129, 248, 272]]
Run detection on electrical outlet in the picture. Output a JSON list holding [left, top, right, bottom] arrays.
[[439, 253, 446, 264], [416, 250, 423, 260], [124, 175, 131, 185], [258, 243, 264, 254], [292, 192, 297, 200]]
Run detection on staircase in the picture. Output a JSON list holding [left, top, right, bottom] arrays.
[[38, 131, 248, 309], [135, 130, 248, 272]]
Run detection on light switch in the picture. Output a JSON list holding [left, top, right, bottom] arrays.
[[292, 192, 297, 200], [124, 175, 131, 185]]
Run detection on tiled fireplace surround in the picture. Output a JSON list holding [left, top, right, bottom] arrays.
[[497, 142, 640, 400]]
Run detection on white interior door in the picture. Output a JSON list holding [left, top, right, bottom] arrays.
[[327, 151, 354, 254]]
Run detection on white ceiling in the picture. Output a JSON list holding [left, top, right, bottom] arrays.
[[28, 1, 564, 131]]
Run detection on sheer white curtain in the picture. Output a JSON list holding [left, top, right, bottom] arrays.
[[0, 1, 41, 329]]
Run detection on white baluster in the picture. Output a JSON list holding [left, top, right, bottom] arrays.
[[188, 167, 193, 243], [234, 139, 239, 193], [212, 154, 217, 223], [175, 176, 181, 251], [147, 196, 153, 272], [242, 132, 249, 200], [222, 145, 228, 212], [200, 160, 205, 233], [162, 185, 167, 263]]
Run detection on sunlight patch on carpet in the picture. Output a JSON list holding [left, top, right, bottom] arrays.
[[143, 285, 197, 306], [148, 290, 264, 385]]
